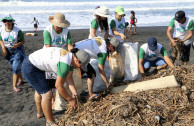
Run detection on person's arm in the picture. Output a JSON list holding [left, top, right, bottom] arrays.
[[97, 52, 109, 87], [163, 55, 174, 68], [90, 19, 98, 38], [110, 20, 126, 40], [43, 30, 52, 47], [65, 70, 78, 97], [139, 58, 145, 77], [125, 28, 135, 43], [138, 48, 145, 77], [11, 30, 25, 49], [66, 31, 73, 51], [167, 19, 176, 46], [56, 62, 77, 109], [161, 47, 174, 68], [0, 32, 7, 56], [98, 64, 110, 88], [55, 75, 77, 109]]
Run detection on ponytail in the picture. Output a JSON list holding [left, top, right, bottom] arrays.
[[70, 48, 79, 54]]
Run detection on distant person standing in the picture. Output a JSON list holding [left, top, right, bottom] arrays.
[[129, 11, 137, 34], [167, 10, 194, 65], [0, 14, 25, 92], [31, 17, 39, 32]]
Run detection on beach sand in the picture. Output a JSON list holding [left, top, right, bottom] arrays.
[[0, 26, 193, 126]]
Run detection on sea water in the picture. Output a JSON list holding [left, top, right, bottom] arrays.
[[0, 0, 194, 31]]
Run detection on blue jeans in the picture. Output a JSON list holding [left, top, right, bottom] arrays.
[[6, 46, 25, 74], [143, 57, 166, 69], [22, 57, 50, 94]]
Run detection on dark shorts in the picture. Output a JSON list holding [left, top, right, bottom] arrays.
[[22, 57, 50, 94], [6, 46, 25, 74], [81, 63, 96, 78], [181, 44, 191, 62], [34, 24, 38, 28]]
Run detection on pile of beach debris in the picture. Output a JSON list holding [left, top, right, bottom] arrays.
[[56, 65, 194, 126]]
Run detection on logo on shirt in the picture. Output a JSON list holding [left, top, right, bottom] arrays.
[[118, 23, 125, 29], [4, 36, 15, 43], [95, 38, 102, 46], [60, 49, 68, 56], [146, 54, 157, 59], [176, 27, 186, 33], [53, 36, 66, 46]]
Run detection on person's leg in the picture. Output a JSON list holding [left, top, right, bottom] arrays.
[[128, 24, 132, 32], [34, 91, 44, 118], [40, 91, 53, 123], [13, 73, 20, 92], [12, 53, 22, 91], [154, 57, 167, 70], [134, 24, 137, 34], [143, 59, 151, 72], [181, 44, 191, 65], [87, 74, 95, 98]]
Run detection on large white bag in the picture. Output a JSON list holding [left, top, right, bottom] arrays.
[[90, 59, 112, 93], [123, 42, 139, 81], [53, 69, 82, 110]]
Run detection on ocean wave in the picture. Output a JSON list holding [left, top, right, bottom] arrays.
[[0, 0, 193, 7], [0, 6, 193, 14]]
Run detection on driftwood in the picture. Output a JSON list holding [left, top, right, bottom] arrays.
[[170, 37, 185, 65], [56, 65, 194, 126]]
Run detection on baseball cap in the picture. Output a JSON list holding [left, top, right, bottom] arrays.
[[147, 37, 158, 51], [75, 49, 90, 67], [174, 11, 185, 21], [110, 37, 120, 52], [115, 6, 125, 15]]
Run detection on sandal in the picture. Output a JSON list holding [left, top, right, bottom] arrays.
[[17, 82, 23, 86], [37, 113, 44, 119], [46, 121, 58, 126]]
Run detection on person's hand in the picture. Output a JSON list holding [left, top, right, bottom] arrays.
[[2, 48, 8, 56], [141, 73, 145, 78], [171, 39, 177, 46], [68, 98, 77, 110], [120, 33, 126, 40], [72, 93, 78, 99], [10, 44, 18, 49]]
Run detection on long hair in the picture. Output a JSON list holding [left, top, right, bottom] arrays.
[[96, 16, 108, 31]]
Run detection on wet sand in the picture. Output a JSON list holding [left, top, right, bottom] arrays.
[[0, 26, 193, 126]]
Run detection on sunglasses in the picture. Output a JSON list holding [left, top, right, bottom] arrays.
[[2, 19, 13, 23]]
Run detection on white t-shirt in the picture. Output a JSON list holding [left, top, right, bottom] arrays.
[[29, 47, 72, 74], [109, 17, 125, 42], [75, 37, 107, 66], [0, 26, 22, 47]]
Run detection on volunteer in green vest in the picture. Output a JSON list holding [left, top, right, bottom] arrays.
[[89, 5, 110, 39], [0, 14, 25, 92], [167, 10, 194, 65], [109, 6, 134, 43], [139, 37, 174, 77], [74, 37, 120, 100], [22, 47, 90, 126]]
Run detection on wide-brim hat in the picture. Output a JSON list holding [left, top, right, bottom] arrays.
[[49, 12, 70, 28], [94, 5, 111, 18], [0, 14, 15, 22]]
